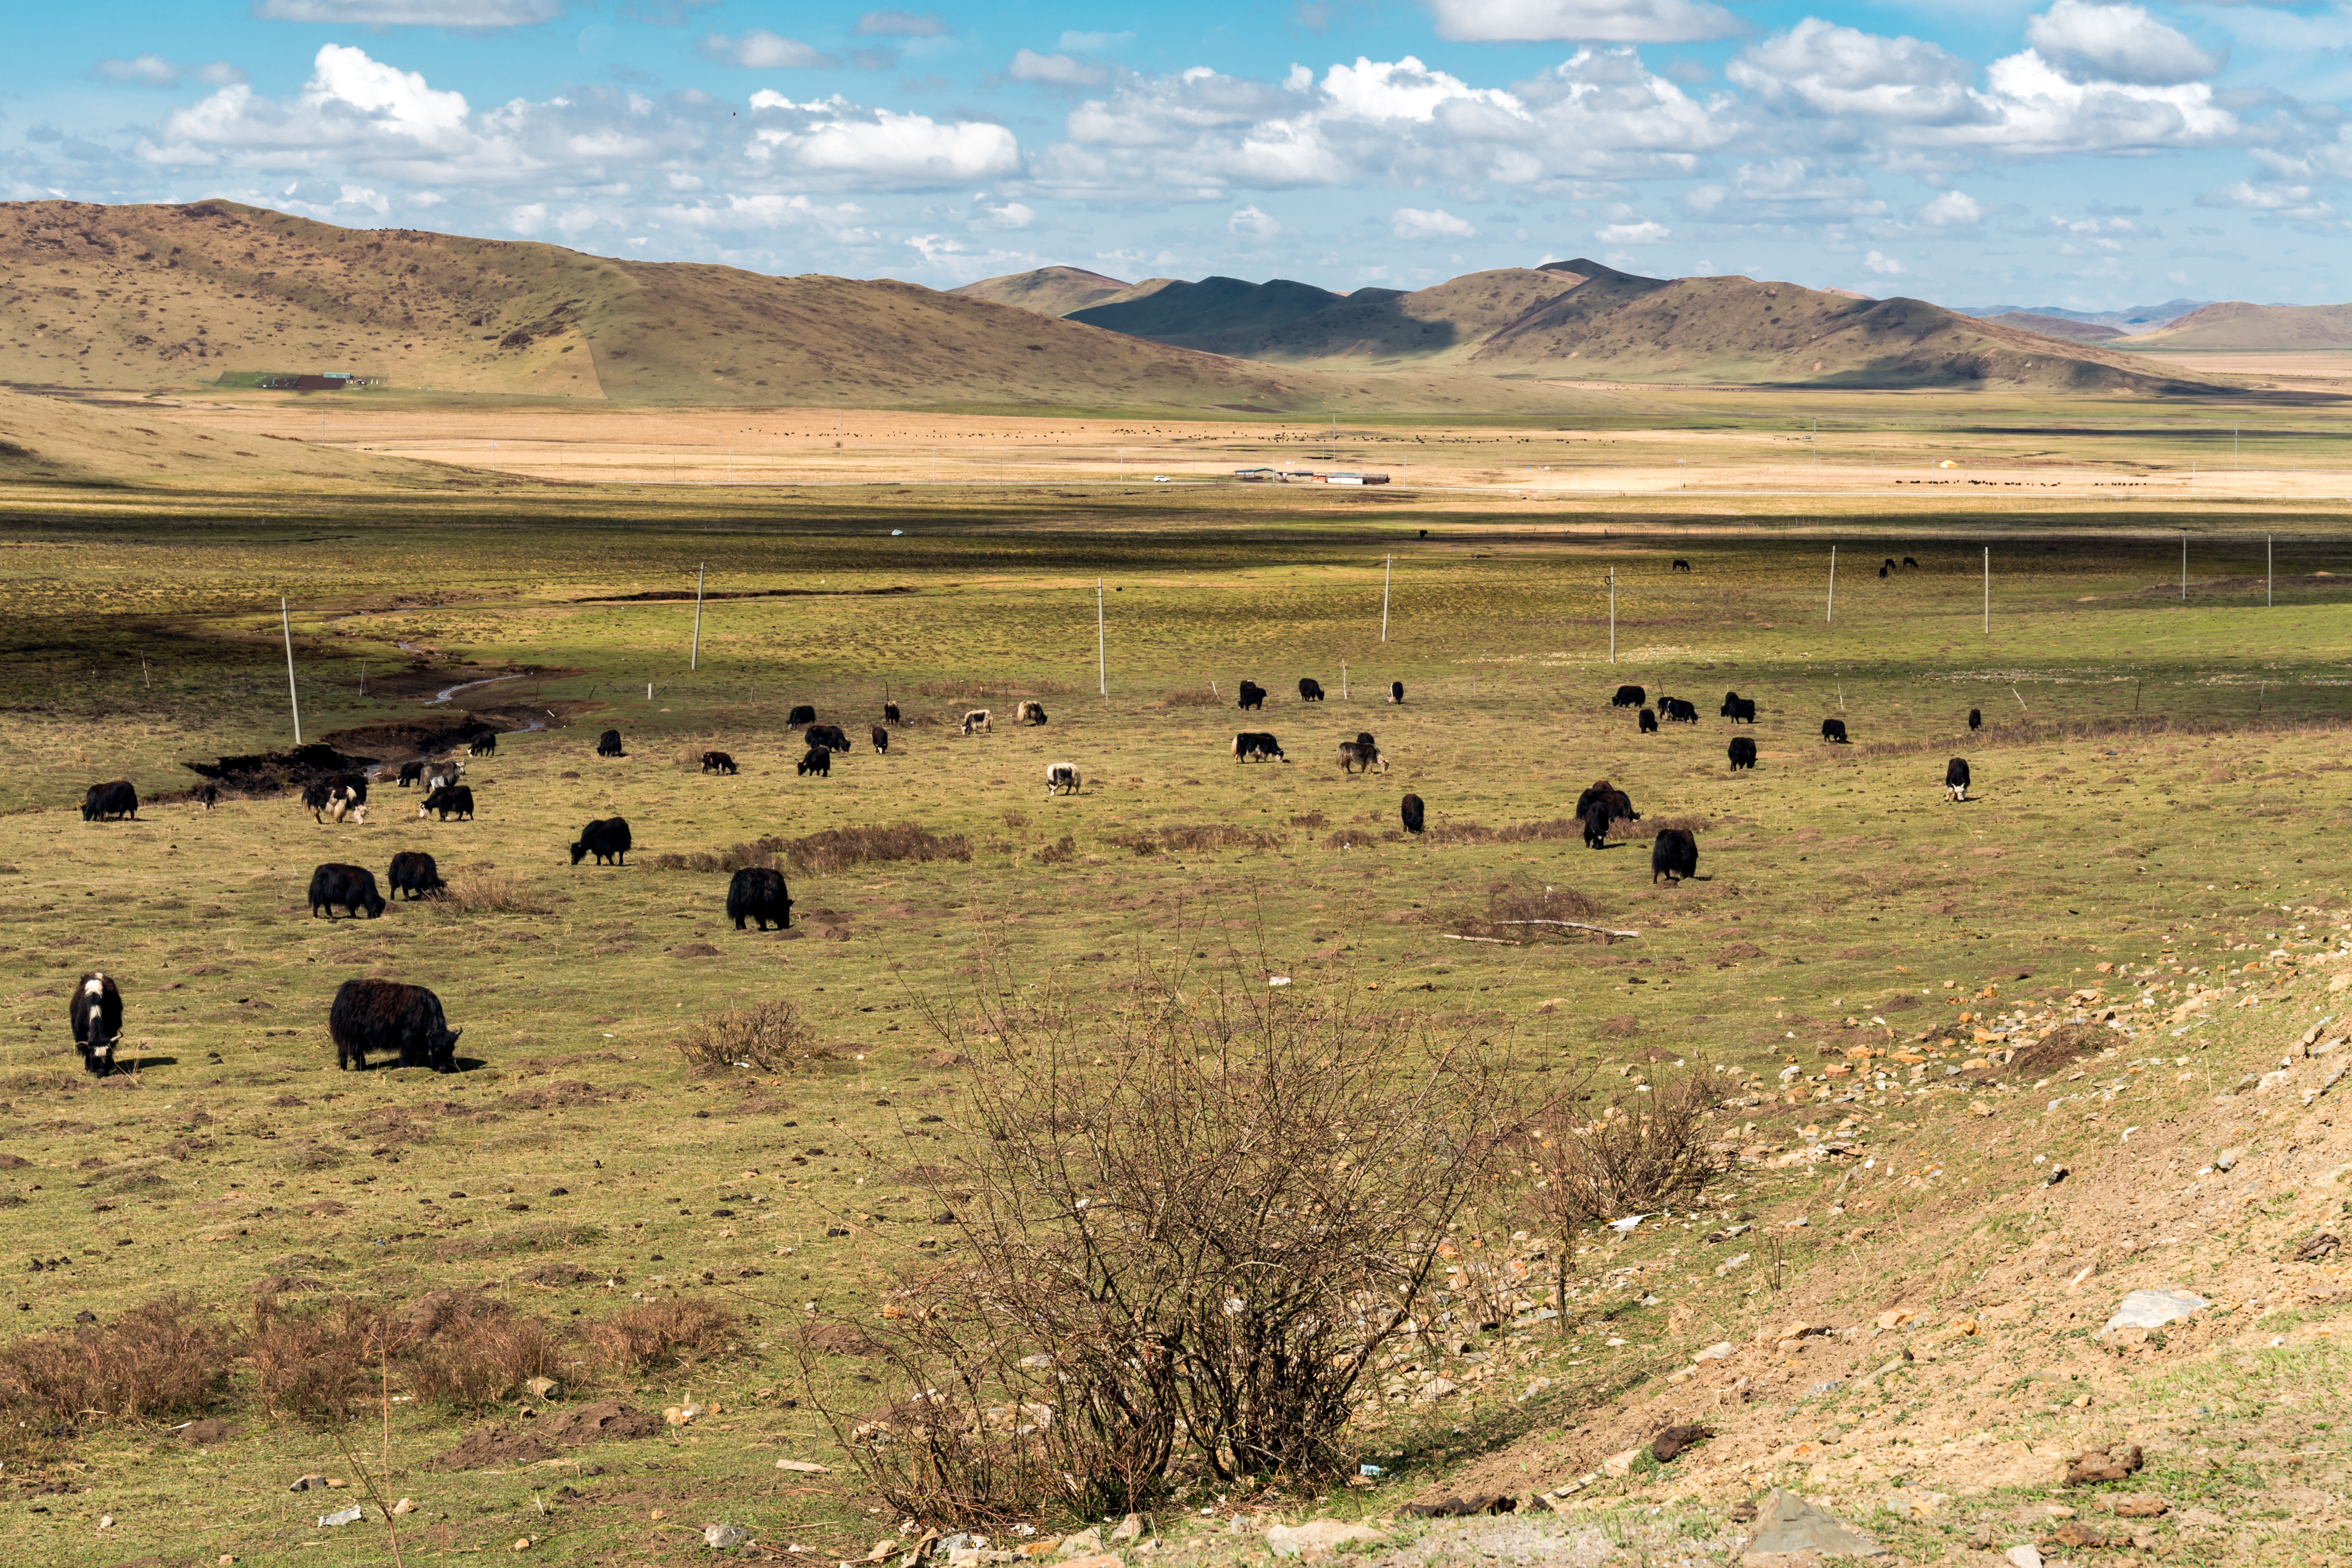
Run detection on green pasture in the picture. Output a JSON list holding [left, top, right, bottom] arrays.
[[0, 502, 2348, 1564]]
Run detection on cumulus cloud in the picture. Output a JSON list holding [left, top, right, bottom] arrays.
[[1427, 0, 1740, 45], [147, 44, 472, 168], [97, 54, 247, 89], [701, 30, 836, 69], [1229, 203, 1286, 236], [2197, 179, 2319, 211], [750, 92, 1020, 184], [252, 0, 561, 24], [1728, 19, 1975, 124], [2024, 0, 2220, 87], [1010, 50, 1109, 87], [1863, 248, 1903, 273], [1597, 218, 1669, 241], [1391, 204, 1476, 237], [854, 10, 951, 37], [1920, 189, 1983, 225], [974, 199, 1034, 228]]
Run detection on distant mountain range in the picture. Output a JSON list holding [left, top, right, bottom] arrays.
[[956, 260, 2228, 393], [1953, 300, 2211, 335]]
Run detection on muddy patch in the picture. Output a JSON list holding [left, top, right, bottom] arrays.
[[536, 1400, 664, 1445]]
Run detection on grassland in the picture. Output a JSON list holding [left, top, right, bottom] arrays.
[[1, 490, 2351, 1566]]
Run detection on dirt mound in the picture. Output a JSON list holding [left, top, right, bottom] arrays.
[[802, 1322, 883, 1356], [426, 1421, 553, 1470], [2006, 1021, 2109, 1078], [178, 1418, 235, 1446], [182, 741, 382, 795], [535, 1400, 663, 1445]]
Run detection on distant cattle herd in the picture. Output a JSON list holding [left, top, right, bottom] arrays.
[[67, 550, 1979, 1078]]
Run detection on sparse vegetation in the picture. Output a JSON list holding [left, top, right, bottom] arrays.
[[676, 998, 824, 1075]]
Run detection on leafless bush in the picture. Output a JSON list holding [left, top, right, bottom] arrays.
[[1108, 823, 1284, 856], [647, 835, 786, 874], [652, 824, 971, 876], [586, 1299, 742, 1373], [405, 1311, 559, 1411], [820, 950, 1516, 1519], [1528, 1064, 1721, 1264], [1451, 879, 1608, 942], [675, 998, 824, 1075], [250, 1296, 398, 1425], [439, 867, 553, 915], [915, 679, 1076, 700], [0, 1294, 238, 1427]]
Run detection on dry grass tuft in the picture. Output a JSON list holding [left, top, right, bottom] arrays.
[[1158, 685, 1224, 707], [248, 1295, 395, 1426], [438, 867, 553, 915], [676, 998, 824, 1075], [650, 823, 970, 876], [1109, 823, 1285, 855], [0, 1294, 238, 1427], [586, 1298, 742, 1373]]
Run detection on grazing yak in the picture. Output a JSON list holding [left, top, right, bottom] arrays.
[[1581, 811, 1611, 850], [1725, 696, 1758, 724], [319, 795, 368, 827], [469, 732, 497, 756], [701, 751, 737, 774], [788, 705, 818, 728], [1356, 730, 1377, 750], [1903, 556, 1919, 568], [1672, 559, 1692, 573], [1883, 558, 1897, 571], [397, 760, 426, 787], [1638, 707, 1659, 734], [1390, 681, 1405, 704], [570, 817, 633, 866], [195, 784, 218, 810], [422, 761, 464, 793], [1338, 741, 1387, 775], [1612, 684, 1646, 708], [1662, 698, 1699, 724], [1574, 779, 1638, 829], [806, 723, 851, 753], [1651, 827, 1698, 885], [330, 977, 460, 1073], [1233, 732, 1285, 762], [959, 709, 992, 735], [387, 850, 444, 900], [1821, 718, 1850, 744], [70, 972, 123, 1076], [1946, 757, 1972, 802], [1400, 793, 1425, 834], [883, 702, 902, 726], [1045, 762, 1081, 797], [1968, 707, 1982, 731], [1014, 701, 1049, 726], [420, 784, 475, 821], [1728, 736, 1758, 771], [81, 780, 139, 822], [797, 746, 833, 777], [1298, 678, 1326, 702], [726, 866, 793, 931], [1236, 681, 1267, 711], [871, 726, 889, 754], [1878, 566, 1889, 579], [596, 729, 625, 757], [308, 862, 386, 920]]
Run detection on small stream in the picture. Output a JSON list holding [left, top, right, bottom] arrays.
[[427, 674, 526, 706]]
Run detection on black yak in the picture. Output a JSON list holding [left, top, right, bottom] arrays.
[[70, 972, 123, 1076], [308, 863, 386, 920], [1613, 684, 1646, 708], [797, 746, 833, 777], [596, 729, 625, 757], [387, 850, 444, 900], [1638, 707, 1659, 733], [1728, 736, 1758, 771], [1651, 828, 1698, 884], [1946, 757, 1972, 802], [469, 732, 497, 756], [81, 780, 138, 822], [788, 705, 818, 727], [1237, 681, 1267, 711], [1400, 793, 1424, 834], [1298, 678, 1325, 702], [570, 817, 633, 865], [726, 867, 794, 931], [1232, 732, 1284, 762], [1821, 718, 1850, 743], [330, 978, 460, 1073], [1968, 707, 1982, 731], [701, 751, 737, 774], [419, 784, 474, 821], [871, 725, 889, 754]]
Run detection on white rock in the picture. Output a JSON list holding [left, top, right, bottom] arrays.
[[1694, 1341, 1736, 1362], [1056, 1528, 1104, 1558], [392, 1498, 417, 1516], [1109, 1516, 1145, 1543], [2005, 1547, 2043, 1568], [2099, 1288, 2210, 1336], [775, 1459, 831, 1473], [707, 1524, 751, 1550], [318, 1505, 365, 1528], [1413, 1377, 1457, 1402], [1265, 1521, 1382, 1559]]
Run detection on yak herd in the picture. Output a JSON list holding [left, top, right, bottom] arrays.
[[64, 661, 1979, 1082]]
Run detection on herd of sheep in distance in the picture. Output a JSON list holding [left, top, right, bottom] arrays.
[[63, 673, 1980, 1082]]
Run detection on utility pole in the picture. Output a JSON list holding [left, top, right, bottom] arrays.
[[2268, 533, 2274, 607], [1983, 546, 1990, 634], [2181, 530, 2188, 601], [281, 597, 303, 744], [1608, 566, 1616, 664], [1096, 578, 1107, 696], [1381, 554, 1392, 642], [690, 562, 705, 670]]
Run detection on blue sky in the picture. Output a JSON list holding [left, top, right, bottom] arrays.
[[6, 0, 2351, 308]]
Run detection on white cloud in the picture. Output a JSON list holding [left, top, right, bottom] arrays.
[[1863, 248, 1903, 273], [751, 94, 1021, 184], [1010, 50, 1109, 87], [98, 55, 248, 89], [1729, 19, 1975, 124], [2197, 180, 2324, 214], [252, 0, 561, 24], [1427, 0, 1740, 45], [854, 10, 951, 37], [1920, 189, 1983, 226], [975, 200, 1034, 228], [1391, 205, 1476, 238], [2024, 0, 2220, 87], [1229, 203, 1285, 237], [702, 31, 836, 69], [1597, 218, 1669, 241], [147, 44, 472, 168]]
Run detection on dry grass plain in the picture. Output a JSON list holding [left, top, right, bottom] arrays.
[[2, 488, 2352, 1565]]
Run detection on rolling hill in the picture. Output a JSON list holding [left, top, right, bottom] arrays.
[[1, 201, 1617, 415], [2121, 300, 2352, 352], [1977, 312, 2123, 344], [946, 264, 1132, 317], [1007, 256, 2231, 393]]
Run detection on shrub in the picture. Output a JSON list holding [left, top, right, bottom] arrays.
[[587, 1299, 742, 1374], [676, 998, 823, 1075], [649, 824, 970, 876], [1450, 879, 1610, 943], [0, 1294, 238, 1426], [1528, 1063, 1721, 1240], [822, 954, 1516, 1518], [407, 1311, 559, 1411], [250, 1296, 395, 1426], [1107, 824, 1283, 856]]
